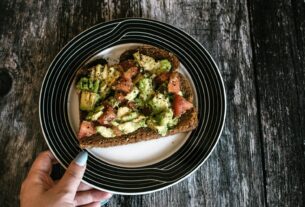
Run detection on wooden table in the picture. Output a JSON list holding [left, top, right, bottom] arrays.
[[0, 0, 304, 206]]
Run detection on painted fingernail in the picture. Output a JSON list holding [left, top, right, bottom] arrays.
[[100, 199, 110, 206], [74, 151, 88, 166], [105, 193, 113, 199]]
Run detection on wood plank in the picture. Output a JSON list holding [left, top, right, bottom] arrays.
[[0, 0, 265, 206], [248, 0, 305, 206]]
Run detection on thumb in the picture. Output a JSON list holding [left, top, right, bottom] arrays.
[[54, 151, 88, 196]]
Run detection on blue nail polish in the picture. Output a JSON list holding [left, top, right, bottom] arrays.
[[74, 151, 88, 166], [100, 199, 110, 206]]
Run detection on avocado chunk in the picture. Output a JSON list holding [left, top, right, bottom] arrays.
[[86, 64, 120, 100], [133, 52, 172, 75], [157, 59, 172, 74], [111, 120, 120, 126], [106, 66, 121, 85], [134, 97, 145, 109], [106, 97, 119, 108], [92, 80, 100, 93], [132, 115, 146, 123], [80, 91, 100, 111], [146, 109, 178, 136], [98, 81, 108, 98], [153, 59, 172, 75], [95, 105, 105, 112], [90, 64, 103, 80], [101, 64, 108, 80], [133, 52, 160, 71], [86, 111, 103, 121], [157, 109, 174, 126], [155, 125, 168, 136], [125, 86, 139, 101], [148, 93, 170, 114], [96, 126, 115, 138], [76, 77, 100, 93], [158, 109, 179, 129], [86, 105, 104, 121], [76, 77, 89, 91], [118, 120, 146, 134], [147, 120, 168, 136], [138, 77, 154, 101], [117, 107, 132, 118], [168, 117, 179, 128], [121, 112, 139, 122], [117, 107, 140, 122], [146, 117, 168, 136]]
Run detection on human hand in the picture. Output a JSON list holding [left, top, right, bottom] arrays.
[[20, 151, 112, 207]]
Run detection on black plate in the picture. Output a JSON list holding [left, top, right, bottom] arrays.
[[39, 18, 226, 194]]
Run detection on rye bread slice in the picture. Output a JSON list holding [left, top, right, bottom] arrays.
[[79, 73, 198, 148]]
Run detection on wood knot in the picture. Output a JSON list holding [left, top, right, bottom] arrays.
[[0, 69, 12, 97]]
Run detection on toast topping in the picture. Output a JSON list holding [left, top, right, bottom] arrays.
[[76, 49, 194, 139], [78, 121, 96, 139]]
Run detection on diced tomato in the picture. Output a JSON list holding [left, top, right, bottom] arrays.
[[78, 121, 96, 139], [123, 67, 139, 80], [168, 72, 180, 93], [113, 78, 133, 93], [97, 106, 116, 125], [155, 72, 170, 84], [115, 92, 126, 102], [120, 60, 136, 70], [172, 94, 193, 117]]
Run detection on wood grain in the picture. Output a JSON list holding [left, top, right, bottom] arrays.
[[0, 0, 304, 206], [248, 0, 305, 206]]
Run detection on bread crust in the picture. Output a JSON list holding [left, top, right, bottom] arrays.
[[78, 47, 198, 148]]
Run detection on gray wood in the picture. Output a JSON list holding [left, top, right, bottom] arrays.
[[248, 0, 305, 206], [0, 0, 303, 206]]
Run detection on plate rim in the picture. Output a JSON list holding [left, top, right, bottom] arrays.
[[39, 18, 227, 195]]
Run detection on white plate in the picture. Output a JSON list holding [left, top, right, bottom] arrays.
[[67, 43, 198, 167]]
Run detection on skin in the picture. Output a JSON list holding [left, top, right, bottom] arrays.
[[20, 151, 112, 207]]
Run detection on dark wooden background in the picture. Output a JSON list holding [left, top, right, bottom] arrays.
[[0, 0, 304, 206]]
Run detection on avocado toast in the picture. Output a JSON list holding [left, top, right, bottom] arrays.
[[76, 46, 198, 148]]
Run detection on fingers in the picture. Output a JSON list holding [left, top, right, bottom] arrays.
[[56, 179, 95, 192], [75, 189, 112, 206], [28, 151, 57, 177], [54, 151, 88, 197], [78, 182, 93, 191]]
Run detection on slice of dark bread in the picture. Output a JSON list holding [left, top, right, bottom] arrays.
[[79, 72, 198, 148]]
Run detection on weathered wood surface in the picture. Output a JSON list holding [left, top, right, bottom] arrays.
[[0, 0, 303, 207], [249, 0, 305, 206]]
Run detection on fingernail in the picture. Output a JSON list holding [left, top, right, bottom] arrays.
[[100, 199, 110, 206], [74, 151, 88, 166]]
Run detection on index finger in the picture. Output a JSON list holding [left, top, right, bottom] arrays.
[[28, 151, 58, 176]]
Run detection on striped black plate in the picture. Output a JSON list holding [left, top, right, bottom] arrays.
[[39, 18, 226, 194]]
